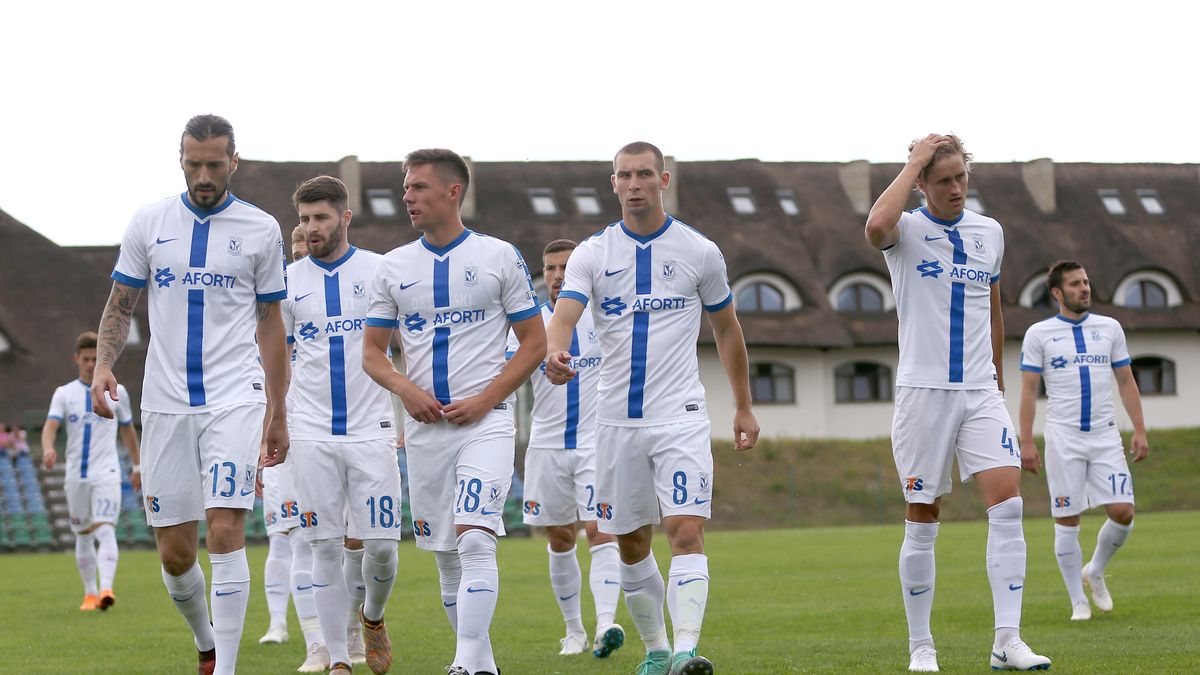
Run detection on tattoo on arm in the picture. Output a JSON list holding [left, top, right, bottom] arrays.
[[256, 302, 270, 321], [97, 283, 141, 368]]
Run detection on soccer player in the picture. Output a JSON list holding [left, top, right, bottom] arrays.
[[292, 223, 309, 260], [865, 134, 1050, 672], [284, 175, 401, 675], [42, 330, 141, 611], [509, 238, 624, 658], [544, 141, 759, 675], [1018, 261, 1148, 621], [363, 148, 546, 675], [92, 114, 290, 675]]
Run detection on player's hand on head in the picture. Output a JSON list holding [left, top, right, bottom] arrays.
[[90, 369, 119, 419], [401, 386, 444, 424], [907, 133, 950, 169], [544, 351, 577, 385], [733, 409, 759, 452], [443, 394, 493, 427]]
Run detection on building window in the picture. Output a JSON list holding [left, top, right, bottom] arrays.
[[1098, 189, 1126, 215], [529, 188, 558, 216], [1123, 280, 1168, 308], [736, 281, 785, 312], [367, 189, 397, 217], [836, 283, 884, 313], [751, 362, 794, 404], [777, 189, 800, 217], [573, 188, 602, 216], [1030, 283, 1053, 309], [835, 362, 893, 403], [1137, 189, 1165, 215], [0, 328, 9, 354], [965, 189, 986, 214], [1131, 357, 1176, 395], [727, 187, 757, 215]]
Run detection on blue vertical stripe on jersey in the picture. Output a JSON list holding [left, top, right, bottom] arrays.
[[189, 220, 210, 268], [565, 329, 581, 449], [324, 273, 342, 317], [81, 386, 93, 479], [186, 289, 206, 406], [628, 244, 653, 418], [434, 258, 450, 308], [329, 336, 348, 435], [433, 327, 452, 405], [947, 230, 968, 382], [635, 246, 653, 294], [1072, 325, 1092, 431]]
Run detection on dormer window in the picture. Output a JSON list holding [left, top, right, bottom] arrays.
[[367, 189, 397, 217], [727, 187, 757, 215]]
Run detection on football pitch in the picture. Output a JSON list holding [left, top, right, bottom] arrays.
[[1, 511, 1196, 673]]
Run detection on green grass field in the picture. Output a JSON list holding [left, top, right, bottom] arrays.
[[0, 511, 1197, 673]]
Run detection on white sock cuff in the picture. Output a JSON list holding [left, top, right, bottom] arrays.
[[76, 532, 96, 546], [668, 553, 709, 579], [163, 561, 205, 591], [94, 524, 117, 541], [987, 496, 1023, 521], [209, 549, 250, 584], [457, 529, 498, 567], [1106, 518, 1134, 532], [434, 550, 462, 575], [589, 541, 619, 554], [904, 520, 939, 540], [1054, 523, 1080, 535], [548, 544, 578, 558], [362, 538, 397, 561], [344, 545, 366, 561], [621, 551, 659, 583]]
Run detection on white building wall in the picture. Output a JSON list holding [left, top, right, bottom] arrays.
[[698, 329, 1198, 440]]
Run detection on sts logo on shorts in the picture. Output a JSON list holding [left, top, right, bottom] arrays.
[[596, 503, 613, 520], [1054, 497, 1071, 508], [904, 477, 925, 493], [281, 500, 299, 519], [413, 519, 432, 537], [146, 495, 161, 513], [265, 511, 277, 526], [299, 511, 319, 528], [523, 500, 540, 516]]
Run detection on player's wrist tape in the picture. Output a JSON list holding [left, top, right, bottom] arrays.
[[131, 464, 141, 472]]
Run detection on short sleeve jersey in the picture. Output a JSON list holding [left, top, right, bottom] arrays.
[[1020, 313, 1132, 431], [506, 303, 602, 450], [558, 217, 733, 427], [283, 247, 396, 442], [47, 380, 133, 482], [111, 193, 288, 413], [882, 207, 1005, 389], [366, 229, 540, 406]]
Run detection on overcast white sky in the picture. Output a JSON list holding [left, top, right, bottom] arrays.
[[3, 1, 1196, 246]]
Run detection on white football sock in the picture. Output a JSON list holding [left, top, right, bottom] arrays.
[[289, 532, 320, 647], [455, 530, 500, 674], [549, 544, 585, 634], [667, 553, 709, 655], [312, 538, 350, 664], [1053, 524, 1086, 606], [589, 542, 621, 628], [899, 520, 938, 651], [162, 561, 215, 652], [209, 549, 250, 675], [621, 551, 670, 654], [263, 532, 292, 628], [94, 524, 119, 591], [435, 549, 462, 632], [75, 532, 98, 596], [987, 497, 1025, 649], [1090, 518, 1133, 573], [361, 538, 398, 623], [343, 545, 367, 628]]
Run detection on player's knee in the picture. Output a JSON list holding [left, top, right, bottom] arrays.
[[546, 525, 576, 552], [906, 502, 940, 523], [457, 528, 498, 566], [1108, 503, 1134, 525], [1054, 515, 1081, 527], [310, 537, 344, 564], [665, 518, 705, 554], [616, 528, 653, 563], [362, 537, 397, 563]]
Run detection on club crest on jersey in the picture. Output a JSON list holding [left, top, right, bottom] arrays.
[[587, 329, 597, 343], [1091, 328, 1101, 341], [353, 279, 367, 300], [465, 265, 479, 287], [662, 259, 677, 281], [973, 234, 984, 253], [698, 472, 711, 493], [227, 236, 243, 256]]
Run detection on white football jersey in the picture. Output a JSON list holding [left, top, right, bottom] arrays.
[[1020, 313, 1131, 431], [558, 217, 732, 427], [507, 303, 602, 450], [283, 247, 396, 441], [47, 380, 133, 482], [112, 193, 288, 413], [366, 229, 540, 406], [883, 208, 1004, 389]]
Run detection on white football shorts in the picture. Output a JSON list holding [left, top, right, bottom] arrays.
[[65, 479, 122, 533], [522, 447, 598, 527], [290, 436, 403, 542], [1044, 422, 1134, 517]]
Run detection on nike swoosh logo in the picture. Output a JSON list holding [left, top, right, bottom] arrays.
[[443, 601, 457, 607], [1051, 336, 1066, 341], [466, 586, 495, 594], [603, 579, 620, 586], [156, 237, 179, 244], [604, 268, 628, 277], [480, 508, 499, 515], [693, 498, 710, 505], [265, 584, 282, 588], [240, 487, 256, 496], [296, 585, 312, 591], [909, 587, 931, 596], [294, 292, 314, 302], [170, 591, 198, 603], [215, 589, 241, 597], [559, 593, 578, 601], [312, 583, 329, 588], [624, 585, 644, 593], [1057, 552, 1071, 557], [399, 281, 420, 290], [1009, 584, 1023, 591], [677, 578, 704, 587], [993, 652, 1008, 663], [356, 585, 366, 591], [924, 235, 945, 241], [373, 574, 395, 583]]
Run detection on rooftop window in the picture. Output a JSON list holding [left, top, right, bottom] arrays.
[[529, 188, 559, 216], [573, 188, 602, 216], [1137, 189, 1165, 215], [965, 189, 986, 213], [727, 187, 757, 215], [367, 189, 398, 218], [777, 189, 800, 217], [1098, 189, 1126, 216]]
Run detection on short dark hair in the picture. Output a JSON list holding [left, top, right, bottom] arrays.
[[291, 224, 306, 244], [614, 141, 665, 173], [181, 114, 236, 157], [1046, 260, 1085, 292], [75, 331, 97, 353], [403, 148, 470, 204], [543, 239, 577, 258], [293, 175, 349, 213]]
